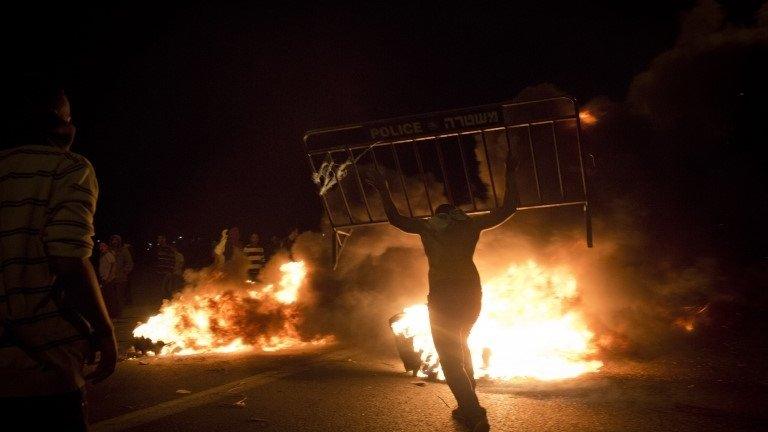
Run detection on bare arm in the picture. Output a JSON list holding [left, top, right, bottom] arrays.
[[364, 169, 427, 235], [474, 149, 519, 230], [44, 157, 116, 383], [50, 256, 117, 383]]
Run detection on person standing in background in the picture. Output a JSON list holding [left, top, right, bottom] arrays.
[[154, 235, 176, 298], [172, 245, 185, 291], [109, 234, 133, 305], [212, 229, 228, 268], [285, 228, 299, 261], [243, 233, 265, 281], [223, 226, 242, 263], [98, 242, 120, 319], [268, 235, 281, 259]]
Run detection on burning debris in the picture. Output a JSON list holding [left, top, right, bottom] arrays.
[[391, 261, 602, 381], [131, 336, 165, 356], [132, 260, 330, 355], [674, 304, 711, 333], [389, 312, 428, 377]]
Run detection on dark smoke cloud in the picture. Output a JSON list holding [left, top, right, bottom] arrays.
[[290, 1, 768, 360], [542, 0, 768, 356]]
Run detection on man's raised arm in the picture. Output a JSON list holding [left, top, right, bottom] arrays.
[[364, 169, 427, 235]]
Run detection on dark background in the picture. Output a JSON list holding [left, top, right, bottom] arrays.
[[3, 0, 766, 268]]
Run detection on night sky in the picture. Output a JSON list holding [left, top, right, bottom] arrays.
[[5, 0, 766, 262]]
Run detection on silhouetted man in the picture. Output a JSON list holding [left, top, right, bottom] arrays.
[[0, 79, 117, 431], [223, 226, 242, 262], [109, 234, 133, 305], [154, 235, 176, 298], [366, 150, 519, 432], [98, 242, 120, 318]]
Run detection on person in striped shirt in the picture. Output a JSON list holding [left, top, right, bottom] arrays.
[[244, 233, 266, 282], [0, 81, 116, 430]]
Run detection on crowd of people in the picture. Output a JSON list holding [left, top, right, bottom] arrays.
[[212, 226, 269, 282], [95, 226, 291, 309]]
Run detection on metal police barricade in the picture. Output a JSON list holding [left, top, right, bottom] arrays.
[[304, 97, 593, 267]]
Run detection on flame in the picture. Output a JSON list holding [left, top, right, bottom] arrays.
[[133, 261, 328, 355], [391, 261, 602, 381], [579, 110, 597, 126], [274, 261, 306, 303]]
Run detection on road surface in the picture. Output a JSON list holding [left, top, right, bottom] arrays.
[[87, 271, 766, 432], [87, 341, 766, 432]]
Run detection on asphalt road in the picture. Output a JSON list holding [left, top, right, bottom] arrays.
[[84, 271, 767, 432], [85, 338, 767, 432]]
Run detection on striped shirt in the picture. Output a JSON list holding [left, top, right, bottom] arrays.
[[154, 245, 176, 274], [243, 243, 265, 272], [0, 144, 98, 396]]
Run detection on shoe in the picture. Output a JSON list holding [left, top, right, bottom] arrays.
[[464, 407, 489, 432], [451, 407, 467, 422], [468, 417, 490, 432]]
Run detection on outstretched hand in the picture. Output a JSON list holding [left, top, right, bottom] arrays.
[[363, 168, 388, 192]]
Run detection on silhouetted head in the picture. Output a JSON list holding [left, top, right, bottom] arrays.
[[157, 235, 167, 246], [430, 204, 469, 231], [250, 233, 259, 244], [8, 77, 75, 150], [435, 203, 457, 216], [110, 234, 123, 248]]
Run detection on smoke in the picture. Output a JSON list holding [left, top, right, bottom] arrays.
[[290, 227, 428, 348], [553, 0, 768, 357], [628, 0, 768, 140]]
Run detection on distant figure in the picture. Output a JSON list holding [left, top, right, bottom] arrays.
[[268, 229, 299, 261], [98, 242, 120, 319], [223, 226, 242, 262], [286, 228, 299, 261], [0, 80, 116, 430], [172, 245, 186, 291], [268, 235, 282, 258], [213, 229, 229, 267], [365, 150, 519, 432], [109, 234, 133, 305], [243, 233, 266, 281], [154, 235, 176, 298]]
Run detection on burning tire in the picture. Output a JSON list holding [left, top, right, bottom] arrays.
[[389, 313, 423, 376]]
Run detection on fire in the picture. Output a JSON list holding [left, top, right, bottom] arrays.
[[579, 110, 597, 126], [274, 261, 306, 303], [391, 261, 602, 381], [133, 261, 327, 355]]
